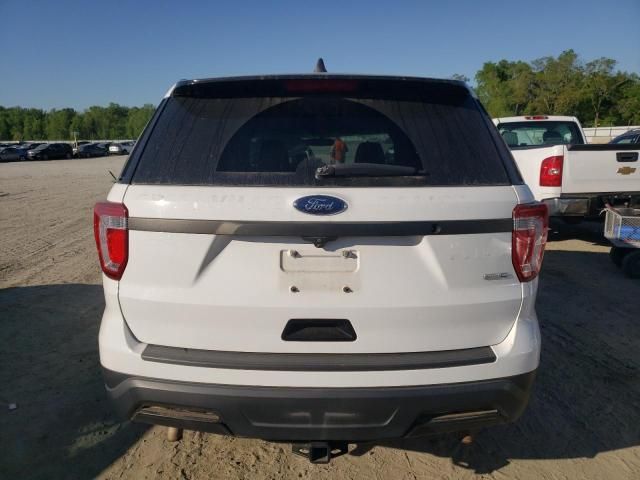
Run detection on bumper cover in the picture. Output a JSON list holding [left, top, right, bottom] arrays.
[[543, 197, 590, 216], [103, 368, 536, 442], [544, 192, 640, 216]]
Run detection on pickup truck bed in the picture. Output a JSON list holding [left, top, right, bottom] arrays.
[[530, 144, 639, 216], [494, 116, 640, 217]]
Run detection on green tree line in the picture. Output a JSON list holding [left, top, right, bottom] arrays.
[[473, 50, 640, 127], [0, 103, 156, 141], [2, 50, 639, 141]]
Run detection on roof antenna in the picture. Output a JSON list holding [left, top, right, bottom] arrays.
[[314, 58, 327, 73]]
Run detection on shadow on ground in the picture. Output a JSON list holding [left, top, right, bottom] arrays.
[[352, 246, 640, 473], [547, 218, 610, 246], [1, 235, 638, 478], [0, 284, 149, 480]]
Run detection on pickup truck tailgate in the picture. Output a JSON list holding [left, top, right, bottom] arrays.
[[563, 145, 640, 194]]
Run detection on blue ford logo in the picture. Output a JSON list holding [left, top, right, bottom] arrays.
[[294, 195, 348, 215]]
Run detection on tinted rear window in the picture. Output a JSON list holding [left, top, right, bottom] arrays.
[[497, 121, 585, 148], [129, 79, 512, 186], [610, 133, 639, 144]]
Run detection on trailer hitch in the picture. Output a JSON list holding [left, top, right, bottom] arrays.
[[292, 442, 348, 464]]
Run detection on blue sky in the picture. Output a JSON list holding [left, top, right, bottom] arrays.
[[1, 0, 639, 110]]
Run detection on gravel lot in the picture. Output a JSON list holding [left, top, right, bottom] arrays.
[[1, 156, 639, 479]]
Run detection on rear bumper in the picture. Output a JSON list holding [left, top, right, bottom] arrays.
[[544, 192, 640, 217], [543, 197, 590, 216], [103, 368, 536, 441]]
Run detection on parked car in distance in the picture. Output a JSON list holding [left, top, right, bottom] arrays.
[[610, 129, 640, 145], [73, 141, 92, 156], [0, 146, 28, 162], [72, 141, 92, 153], [26, 142, 73, 160], [20, 142, 44, 151], [76, 143, 108, 158], [96, 73, 548, 463], [108, 141, 135, 155], [494, 115, 640, 218]]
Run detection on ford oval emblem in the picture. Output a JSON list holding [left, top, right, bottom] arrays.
[[293, 195, 348, 215]]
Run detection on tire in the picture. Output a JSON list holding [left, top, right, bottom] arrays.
[[65, 153, 72, 159], [609, 246, 632, 267], [19, 156, 25, 161], [621, 250, 640, 279], [42, 155, 48, 160]]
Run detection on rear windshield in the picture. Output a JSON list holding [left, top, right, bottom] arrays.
[[610, 133, 639, 144], [128, 80, 513, 186], [497, 121, 585, 149]]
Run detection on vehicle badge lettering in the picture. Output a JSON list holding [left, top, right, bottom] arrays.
[[293, 195, 348, 215]]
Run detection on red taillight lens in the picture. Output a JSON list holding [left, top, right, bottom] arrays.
[[512, 203, 548, 282], [540, 155, 563, 187], [284, 79, 360, 93], [94, 202, 128, 280]]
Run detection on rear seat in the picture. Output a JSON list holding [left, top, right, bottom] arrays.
[[354, 141, 386, 164]]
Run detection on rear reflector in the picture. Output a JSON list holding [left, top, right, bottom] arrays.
[[132, 405, 230, 435], [407, 409, 502, 437], [94, 202, 128, 280], [135, 405, 221, 424], [540, 155, 563, 187], [512, 203, 548, 282]]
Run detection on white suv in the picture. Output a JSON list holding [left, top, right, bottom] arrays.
[[109, 141, 135, 155], [95, 74, 547, 463]]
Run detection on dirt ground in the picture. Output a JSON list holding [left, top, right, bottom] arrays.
[[1, 156, 639, 480]]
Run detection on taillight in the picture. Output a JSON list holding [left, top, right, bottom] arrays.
[[512, 203, 548, 282], [93, 202, 128, 280], [284, 79, 360, 93], [540, 155, 563, 187]]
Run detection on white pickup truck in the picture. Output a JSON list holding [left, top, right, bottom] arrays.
[[493, 115, 640, 218]]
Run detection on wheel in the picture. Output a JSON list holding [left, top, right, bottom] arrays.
[[621, 250, 640, 279], [19, 156, 25, 161], [609, 246, 632, 267], [42, 154, 48, 160], [65, 153, 71, 159]]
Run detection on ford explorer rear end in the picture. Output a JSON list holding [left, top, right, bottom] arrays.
[[96, 74, 546, 462]]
